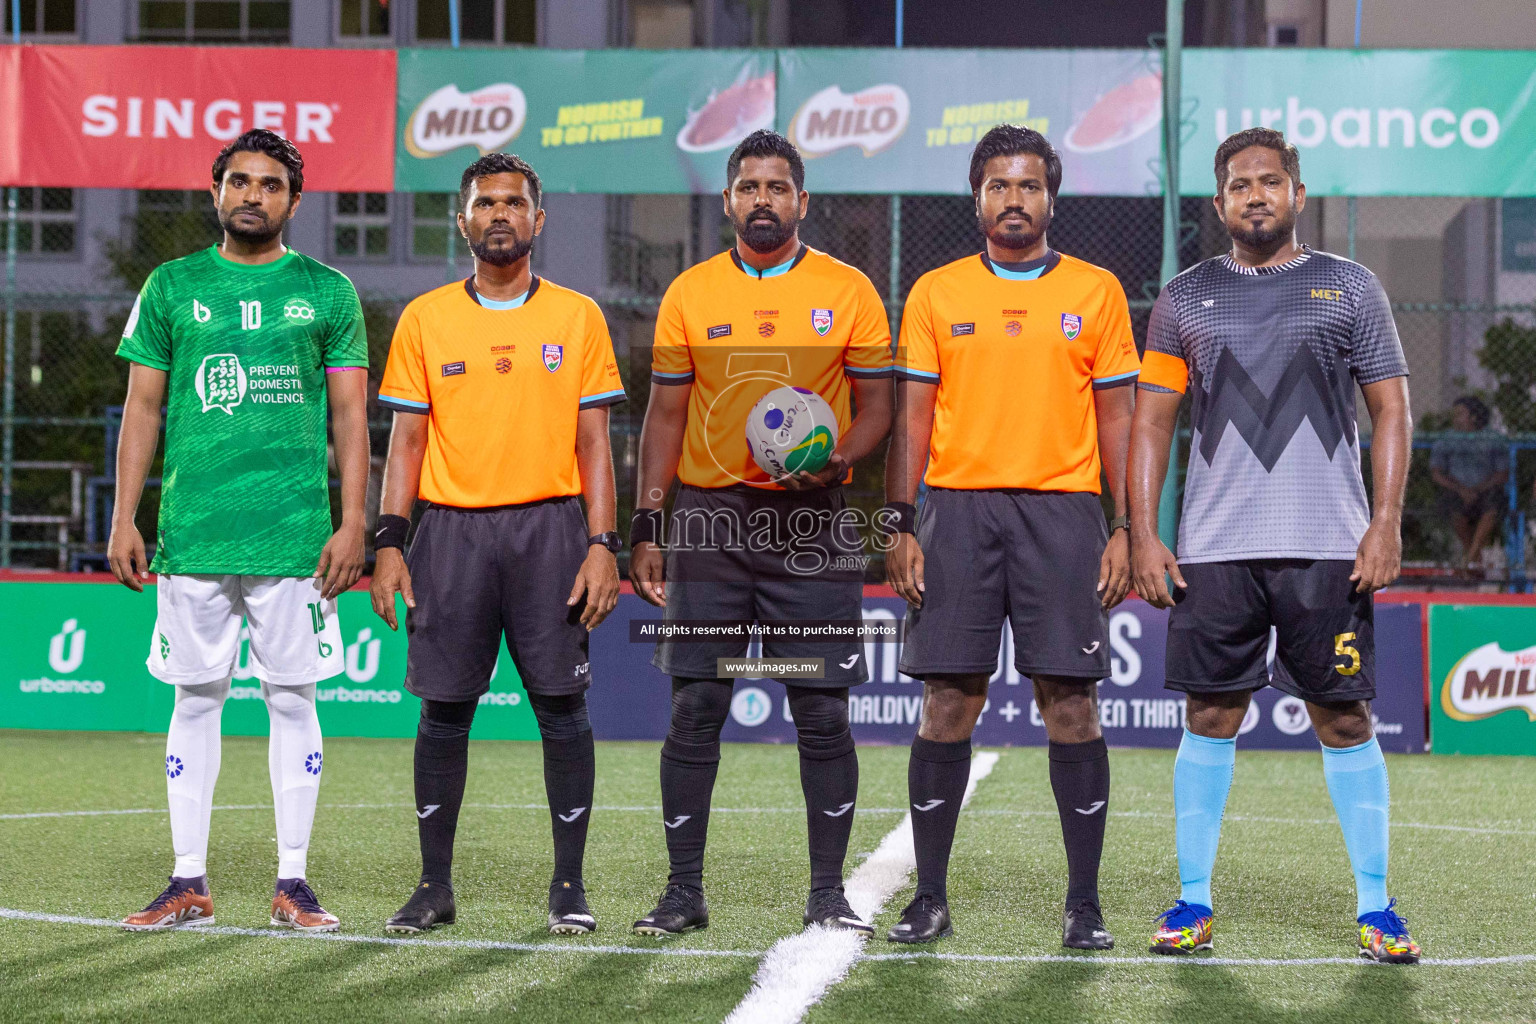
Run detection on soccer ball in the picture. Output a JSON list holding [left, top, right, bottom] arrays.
[[744, 386, 839, 478]]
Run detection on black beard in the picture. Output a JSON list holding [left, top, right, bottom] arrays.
[[219, 206, 285, 245], [979, 207, 1050, 253], [468, 232, 533, 267], [733, 210, 797, 254], [1228, 208, 1297, 252]]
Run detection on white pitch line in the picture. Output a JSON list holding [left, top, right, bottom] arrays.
[[0, 908, 758, 958], [1, 907, 1528, 968], [723, 752, 1002, 1024]]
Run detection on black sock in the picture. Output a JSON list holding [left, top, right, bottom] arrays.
[[529, 692, 596, 886], [789, 686, 858, 891], [659, 678, 731, 890], [1048, 737, 1110, 905], [909, 735, 971, 901], [543, 731, 595, 885], [660, 736, 719, 889], [414, 699, 476, 889]]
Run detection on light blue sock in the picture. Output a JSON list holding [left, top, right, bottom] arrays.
[[1173, 728, 1236, 910], [1321, 737, 1390, 918]]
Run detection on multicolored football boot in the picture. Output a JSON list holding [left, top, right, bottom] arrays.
[[1149, 900, 1213, 955], [1358, 898, 1420, 964], [270, 879, 340, 933], [122, 876, 215, 931]]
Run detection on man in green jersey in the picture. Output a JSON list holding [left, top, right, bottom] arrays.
[[110, 130, 371, 933]]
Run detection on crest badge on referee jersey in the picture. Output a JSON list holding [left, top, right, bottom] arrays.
[[542, 344, 563, 372], [811, 308, 834, 336], [1060, 313, 1083, 340]]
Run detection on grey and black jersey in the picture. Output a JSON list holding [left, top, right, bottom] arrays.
[[1140, 247, 1408, 563]]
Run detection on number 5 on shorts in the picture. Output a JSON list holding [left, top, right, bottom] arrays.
[[1333, 631, 1361, 676]]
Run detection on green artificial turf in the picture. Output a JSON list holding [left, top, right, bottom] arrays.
[[0, 731, 1531, 1023]]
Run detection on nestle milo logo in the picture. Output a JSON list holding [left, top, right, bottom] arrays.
[[789, 84, 910, 158], [1441, 642, 1536, 722], [405, 83, 527, 158], [196, 353, 247, 414]]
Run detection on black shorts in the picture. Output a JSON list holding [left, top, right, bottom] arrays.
[[897, 488, 1110, 681], [404, 498, 591, 700], [1164, 559, 1375, 703], [652, 484, 868, 687]]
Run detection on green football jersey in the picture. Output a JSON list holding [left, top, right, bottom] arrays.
[[116, 245, 368, 576]]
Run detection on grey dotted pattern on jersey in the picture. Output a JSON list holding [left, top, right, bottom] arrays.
[[1143, 248, 1408, 563]]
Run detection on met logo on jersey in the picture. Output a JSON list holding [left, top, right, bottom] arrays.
[[1310, 288, 1343, 301], [195, 353, 247, 414]]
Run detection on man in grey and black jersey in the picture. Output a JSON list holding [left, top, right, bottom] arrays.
[[1129, 128, 1419, 963]]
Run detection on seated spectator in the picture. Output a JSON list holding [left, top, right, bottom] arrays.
[[1430, 396, 1508, 570]]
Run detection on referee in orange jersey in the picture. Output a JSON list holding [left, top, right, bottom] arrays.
[[883, 126, 1138, 949], [370, 154, 626, 937]]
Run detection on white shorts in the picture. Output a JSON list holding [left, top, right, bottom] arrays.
[[148, 574, 344, 688]]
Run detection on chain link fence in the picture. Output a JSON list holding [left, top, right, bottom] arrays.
[[4, 189, 1534, 588]]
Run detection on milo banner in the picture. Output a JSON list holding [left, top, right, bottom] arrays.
[[1429, 604, 1536, 756], [393, 48, 775, 194], [774, 48, 1164, 196], [0, 581, 537, 740], [1180, 49, 1536, 197]]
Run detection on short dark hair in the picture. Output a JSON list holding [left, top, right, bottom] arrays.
[[726, 129, 805, 192], [1214, 127, 1301, 194], [968, 124, 1062, 199], [1453, 395, 1492, 430], [459, 152, 542, 211], [211, 129, 304, 196]]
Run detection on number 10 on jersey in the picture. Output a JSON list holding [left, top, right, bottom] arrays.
[[240, 300, 262, 331]]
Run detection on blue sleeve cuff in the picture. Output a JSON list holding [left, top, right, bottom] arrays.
[[379, 394, 430, 414], [579, 389, 627, 408], [1091, 370, 1139, 390]]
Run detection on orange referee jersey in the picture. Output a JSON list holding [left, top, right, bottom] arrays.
[[379, 276, 625, 507], [896, 251, 1138, 493], [651, 246, 892, 489]]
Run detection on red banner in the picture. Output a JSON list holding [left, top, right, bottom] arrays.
[[0, 45, 396, 191]]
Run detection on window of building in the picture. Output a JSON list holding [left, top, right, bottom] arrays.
[[336, 0, 389, 40], [137, 1, 290, 43], [411, 192, 462, 260], [333, 193, 392, 259], [416, 0, 535, 44], [3, 0, 77, 35], [132, 190, 224, 258], [11, 188, 77, 256]]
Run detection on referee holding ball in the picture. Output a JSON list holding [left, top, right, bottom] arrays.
[[371, 154, 626, 936], [629, 130, 893, 938]]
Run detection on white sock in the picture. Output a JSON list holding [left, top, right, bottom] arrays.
[[264, 681, 323, 881], [166, 679, 229, 879]]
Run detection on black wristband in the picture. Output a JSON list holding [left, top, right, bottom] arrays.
[[374, 514, 410, 553], [629, 507, 664, 548], [876, 501, 918, 537], [1108, 514, 1130, 534]]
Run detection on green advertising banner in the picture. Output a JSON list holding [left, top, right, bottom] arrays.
[[395, 47, 775, 194], [0, 582, 537, 741], [1181, 49, 1536, 197], [1429, 604, 1536, 756], [775, 48, 1164, 196]]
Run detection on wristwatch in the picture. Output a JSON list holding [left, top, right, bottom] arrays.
[[1108, 515, 1130, 535], [589, 531, 623, 553]]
